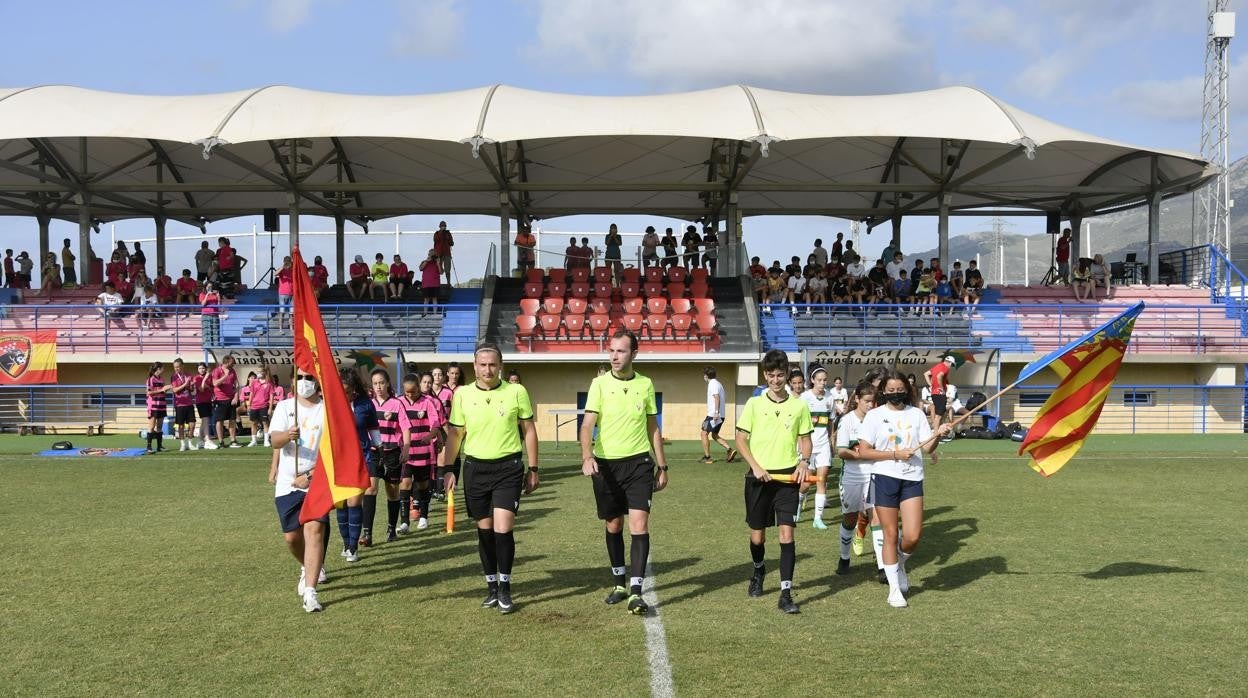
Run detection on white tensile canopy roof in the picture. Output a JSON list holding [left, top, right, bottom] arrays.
[[0, 84, 1215, 227]]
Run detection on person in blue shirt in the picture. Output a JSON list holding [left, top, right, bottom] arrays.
[[337, 366, 380, 562]]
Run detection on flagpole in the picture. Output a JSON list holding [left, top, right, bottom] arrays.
[[916, 377, 1025, 451]]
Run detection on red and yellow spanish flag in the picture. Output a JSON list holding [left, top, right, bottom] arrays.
[[1016, 302, 1144, 477], [291, 247, 369, 524], [0, 331, 57, 384]]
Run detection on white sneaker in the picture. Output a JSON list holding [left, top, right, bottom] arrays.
[[247, 440, 258, 447], [204, 440, 220, 450], [417, 517, 428, 530], [228, 442, 242, 449], [397, 522, 409, 534], [887, 589, 908, 608], [318, 568, 328, 584], [896, 561, 910, 594], [179, 441, 187, 452], [264, 438, 271, 447], [197, 440, 205, 450], [297, 567, 307, 596], [345, 549, 358, 563], [302, 588, 322, 613], [340, 547, 349, 558]]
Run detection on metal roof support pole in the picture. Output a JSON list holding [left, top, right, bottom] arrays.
[[1147, 157, 1162, 285], [937, 195, 950, 272], [724, 196, 739, 277], [155, 215, 167, 276], [288, 193, 300, 252], [499, 194, 511, 277], [37, 213, 50, 276], [77, 193, 93, 283], [334, 213, 346, 286]]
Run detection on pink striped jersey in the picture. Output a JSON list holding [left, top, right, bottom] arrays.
[[146, 375, 167, 411], [435, 385, 455, 421], [248, 378, 272, 410], [400, 393, 444, 466], [372, 395, 412, 448], [170, 371, 195, 407]]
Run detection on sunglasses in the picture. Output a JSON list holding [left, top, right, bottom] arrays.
[[296, 374, 316, 381]]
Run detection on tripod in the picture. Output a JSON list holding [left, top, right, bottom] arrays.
[[257, 227, 278, 289], [1040, 230, 1060, 286]]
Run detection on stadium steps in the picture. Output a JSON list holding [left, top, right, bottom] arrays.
[[437, 288, 482, 352], [759, 307, 798, 353]]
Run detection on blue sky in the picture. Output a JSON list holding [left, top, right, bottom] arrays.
[[0, 0, 1234, 282]]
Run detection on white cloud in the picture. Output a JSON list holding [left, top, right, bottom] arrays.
[[266, 0, 315, 33], [528, 0, 936, 94], [390, 0, 465, 57], [1111, 54, 1248, 123]]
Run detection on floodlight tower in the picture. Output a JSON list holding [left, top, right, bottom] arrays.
[[1199, 1, 1235, 256]]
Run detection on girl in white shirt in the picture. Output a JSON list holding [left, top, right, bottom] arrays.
[[855, 372, 950, 608]]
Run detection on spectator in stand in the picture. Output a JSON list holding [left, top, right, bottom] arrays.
[[130, 270, 151, 303], [129, 242, 147, 278], [805, 269, 827, 304], [604, 223, 623, 283], [846, 254, 866, 281], [641, 226, 660, 268], [962, 259, 984, 309], [885, 251, 906, 285], [934, 271, 954, 310], [3, 249, 14, 288], [217, 237, 247, 291], [61, 239, 77, 287], [949, 260, 965, 298], [95, 281, 124, 320], [176, 269, 197, 304], [389, 254, 409, 301], [137, 284, 161, 330], [867, 259, 890, 302], [880, 242, 897, 265], [929, 258, 944, 283], [915, 269, 936, 315], [750, 257, 768, 305], [370, 253, 389, 301], [1056, 228, 1072, 285], [114, 272, 135, 306], [845, 272, 868, 305], [1071, 257, 1095, 303], [681, 224, 701, 269], [811, 239, 829, 269], [199, 281, 221, 344], [419, 248, 441, 308], [195, 241, 214, 282], [785, 269, 805, 305], [564, 236, 579, 273], [348, 255, 369, 300], [1090, 254, 1111, 299], [433, 221, 454, 285], [803, 253, 821, 279], [276, 256, 294, 330], [105, 252, 126, 286], [309, 255, 329, 300], [514, 225, 536, 275], [785, 255, 802, 279], [578, 236, 594, 269], [702, 226, 719, 275], [842, 240, 860, 265], [909, 259, 926, 296], [830, 267, 851, 304], [39, 253, 61, 295], [893, 269, 912, 306], [748, 255, 766, 279], [830, 232, 844, 260], [16, 251, 33, 289], [766, 268, 785, 311], [660, 228, 679, 270], [154, 268, 175, 304], [113, 241, 130, 268], [768, 259, 783, 276]]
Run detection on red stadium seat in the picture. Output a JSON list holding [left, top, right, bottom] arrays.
[[693, 298, 716, 315], [523, 282, 543, 298], [646, 297, 668, 315], [589, 298, 612, 315], [543, 297, 565, 315], [621, 268, 641, 284], [644, 313, 668, 339], [515, 315, 537, 350], [589, 313, 612, 339], [669, 298, 692, 315], [566, 297, 587, 315], [564, 313, 586, 338], [593, 267, 612, 284], [667, 266, 687, 284], [548, 269, 567, 284], [645, 267, 664, 284], [620, 282, 640, 298], [667, 282, 686, 299], [689, 282, 709, 298], [694, 312, 717, 337], [546, 282, 566, 298], [539, 313, 563, 338], [643, 282, 663, 298], [593, 282, 613, 300], [519, 298, 540, 316], [570, 282, 590, 298], [621, 313, 645, 333], [623, 297, 645, 315], [571, 268, 590, 284], [525, 268, 544, 283], [689, 268, 708, 284], [670, 312, 693, 337]]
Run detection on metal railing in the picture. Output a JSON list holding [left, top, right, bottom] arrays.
[[0, 304, 204, 353], [220, 303, 479, 349], [0, 384, 147, 433], [1005, 384, 1246, 434]]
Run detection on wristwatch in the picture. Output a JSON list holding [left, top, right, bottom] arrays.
[[528, 466, 539, 473], [656, 465, 669, 472]]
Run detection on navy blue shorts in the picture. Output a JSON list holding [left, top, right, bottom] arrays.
[[870, 473, 924, 508], [275, 490, 328, 533]]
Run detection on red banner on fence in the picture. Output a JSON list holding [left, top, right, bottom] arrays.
[[0, 331, 58, 384]]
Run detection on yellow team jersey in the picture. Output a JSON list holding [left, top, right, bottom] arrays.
[[585, 370, 657, 460], [448, 381, 534, 460], [736, 392, 813, 473], [371, 263, 389, 283]]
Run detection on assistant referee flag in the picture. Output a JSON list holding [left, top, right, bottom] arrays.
[[292, 247, 370, 524]]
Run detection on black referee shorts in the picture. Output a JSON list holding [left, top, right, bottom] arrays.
[[212, 400, 236, 423], [744, 470, 799, 530], [592, 453, 655, 520], [462, 453, 524, 520]]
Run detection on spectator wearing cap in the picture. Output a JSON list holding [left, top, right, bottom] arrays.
[[348, 254, 369, 300]]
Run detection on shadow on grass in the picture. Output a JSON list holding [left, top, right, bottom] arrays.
[[652, 554, 811, 608], [909, 555, 1012, 597], [328, 554, 549, 606], [1081, 562, 1203, 579]]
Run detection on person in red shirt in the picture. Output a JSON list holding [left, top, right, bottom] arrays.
[[1056, 228, 1072, 285], [105, 252, 126, 287], [923, 355, 955, 433], [216, 236, 248, 290], [310, 255, 329, 300], [208, 354, 241, 449], [154, 268, 176, 303], [419, 249, 441, 308], [348, 255, 369, 300], [175, 269, 197, 304], [928, 258, 944, 284], [388, 254, 410, 301], [433, 221, 454, 285], [276, 256, 294, 330]]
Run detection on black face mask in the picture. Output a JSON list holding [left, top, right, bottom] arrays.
[[882, 392, 908, 405]]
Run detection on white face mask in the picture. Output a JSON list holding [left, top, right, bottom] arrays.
[[296, 379, 317, 399]]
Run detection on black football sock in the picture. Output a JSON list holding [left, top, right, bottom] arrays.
[[336, 507, 350, 546], [155, 432, 163, 450], [605, 529, 626, 586], [477, 528, 498, 585], [496, 530, 516, 589], [362, 494, 377, 538], [750, 542, 765, 571], [629, 533, 650, 595], [779, 541, 796, 593], [417, 487, 432, 518], [386, 498, 399, 530], [399, 488, 411, 525]]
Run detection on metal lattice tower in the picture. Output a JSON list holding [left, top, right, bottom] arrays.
[[1199, 1, 1235, 254]]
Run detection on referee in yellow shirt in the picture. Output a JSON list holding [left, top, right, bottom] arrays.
[[579, 330, 668, 616], [736, 349, 813, 614], [444, 343, 540, 614]]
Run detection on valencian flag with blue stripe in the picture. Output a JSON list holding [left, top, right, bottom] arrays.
[[292, 247, 370, 524], [1015, 302, 1144, 477]]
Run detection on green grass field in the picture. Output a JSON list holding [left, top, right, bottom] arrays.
[[0, 434, 1244, 696]]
